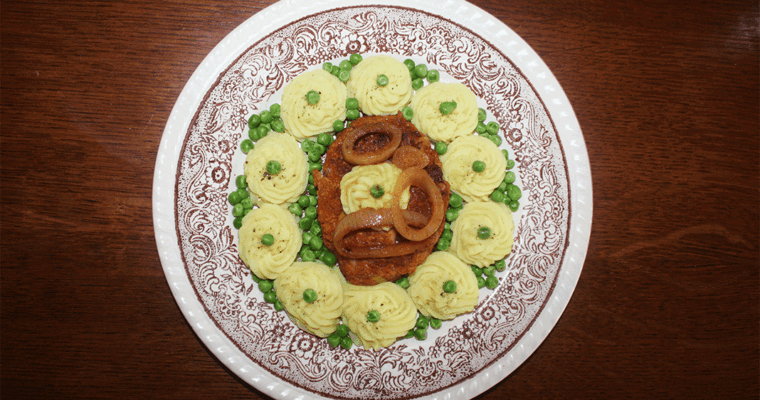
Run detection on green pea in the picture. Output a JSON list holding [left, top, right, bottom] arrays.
[[309, 236, 323, 251], [303, 288, 317, 303], [471, 265, 483, 276], [485, 275, 499, 289], [261, 233, 275, 246], [297, 196, 310, 209], [346, 109, 360, 120], [228, 190, 242, 205], [330, 65, 340, 76], [449, 193, 463, 208], [259, 110, 273, 124], [402, 106, 414, 121], [477, 275, 486, 288], [333, 119, 344, 132], [323, 62, 334, 72], [490, 190, 505, 203], [434, 141, 448, 155], [414, 328, 427, 341], [249, 270, 261, 283], [443, 280, 457, 293], [310, 222, 322, 237], [507, 159, 515, 170], [306, 90, 320, 104], [346, 97, 359, 110], [274, 299, 285, 311], [302, 231, 314, 246], [308, 184, 318, 196], [489, 134, 502, 146], [494, 259, 507, 272], [504, 171, 516, 184], [321, 251, 337, 267], [413, 64, 428, 79], [416, 315, 429, 329], [240, 197, 254, 209], [427, 69, 440, 82], [258, 280, 273, 293], [445, 222, 451, 231], [248, 114, 261, 129], [248, 128, 259, 141], [340, 336, 353, 350], [439, 101, 457, 115], [486, 121, 500, 135], [370, 184, 384, 199], [232, 203, 244, 217], [308, 149, 321, 163], [396, 277, 410, 289], [506, 184, 522, 201], [308, 173, 314, 185], [241, 208, 251, 217], [430, 318, 442, 330], [404, 329, 415, 339], [299, 217, 314, 231], [477, 227, 491, 240], [509, 200, 520, 212], [403, 59, 415, 71], [338, 69, 350, 82], [327, 332, 341, 348], [271, 119, 285, 133], [440, 229, 452, 242], [257, 124, 270, 139], [339, 60, 352, 70], [304, 206, 317, 220], [240, 139, 254, 153], [300, 139, 314, 153], [233, 216, 243, 229], [308, 195, 318, 207], [264, 291, 277, 304], [308, 161, 322, 172], [501, 149, 510, 160], [235, 188, 249, 201], [412, 78, 424, 90], [482, 265, 496, 276], [350, 53, 363, 65], [269, 103, 281, 117], [265, 160, 281, 175], [301, 248, 316, 262], [475, 122, 486, 134], [376, 74, 389, 86], [336, 324, 349, 337], [477, 108, 487, 122], [315, 134, 331, 149], [366, 310, 380, 323], [472, 160, 485, 173], [445, 209, 459, 222], [436, 238, 450, 251], [314, 248, 325, 260]]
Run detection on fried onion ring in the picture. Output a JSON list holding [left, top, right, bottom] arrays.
[[341, 121, 403, 165], [391, 167, 445, 242]]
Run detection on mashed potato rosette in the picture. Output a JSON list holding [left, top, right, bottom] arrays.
[[339, 163, 410, 215], [244, 131, 308, 205], [449, 201, 515, 267], [341, 282, 417, 350], [347, 55, 412, 116], [280, 69, 347, 139], [441, 135, 507, 203], [408, 252, 479, 320], [238, 203, 301, 280], [274, 262, 344, 338], [410, 82, 478, 143]]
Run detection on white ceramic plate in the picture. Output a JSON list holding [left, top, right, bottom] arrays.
[[153, 0, 592, 398]]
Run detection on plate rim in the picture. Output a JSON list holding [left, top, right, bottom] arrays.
[[153, 0, 592, 398]]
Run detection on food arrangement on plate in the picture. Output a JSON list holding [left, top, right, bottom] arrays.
[[227, 54, 522, 350]]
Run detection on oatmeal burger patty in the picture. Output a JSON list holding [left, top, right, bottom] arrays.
[[314, 113, 451, 286]]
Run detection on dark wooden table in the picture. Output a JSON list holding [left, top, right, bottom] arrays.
[[2, 0, 758, 398]]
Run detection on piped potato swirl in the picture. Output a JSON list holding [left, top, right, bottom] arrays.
[[441, 135, 507, 203], [239, 203, 301, 280], [274, 262, 344, 337], [244, 131, 308, 205], [408, 251, 479, 320], [347, 55, 413, 116], [281, 69, 347, 139], [341, 282, 418, 350], [449, 201, 515, 267], [410, 82, 478, 143]]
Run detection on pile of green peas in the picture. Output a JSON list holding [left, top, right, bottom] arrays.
[[327, 323, 354, 350], [403, 58, 441, 90], [489, 150, 522, 212], [243, 103, 285, 152], [471, 259, 507, 290], [229, 175, 254, 229], [323, 53, 363, 83], [403, 313, 443, 341], [249, 272, 285, 311]]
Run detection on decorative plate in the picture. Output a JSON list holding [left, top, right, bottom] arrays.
[[152, 0, 592, 399]]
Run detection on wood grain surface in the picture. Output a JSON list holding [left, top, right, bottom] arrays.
[[2, 0, 758, 398]]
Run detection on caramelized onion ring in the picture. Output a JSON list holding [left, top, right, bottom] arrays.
[[341, 121, 403, 165], [334, 208, 429, 258], [391, 146, 430, 170], [391, 167, 445, 242]]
